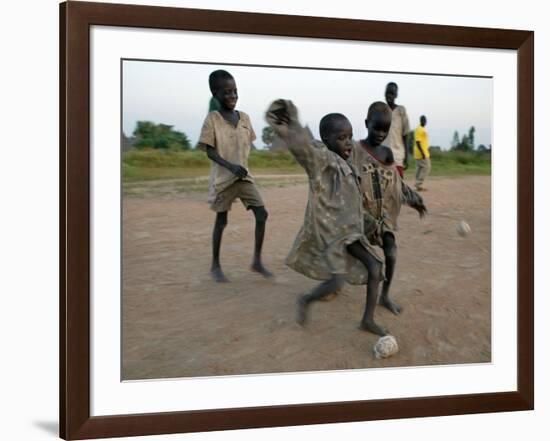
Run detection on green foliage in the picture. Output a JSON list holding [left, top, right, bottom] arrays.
[[123, 148, 491, 183], [248, 150, 298, 168], [262, 126, 275, 147], [468, 126, 475, 149], [451, 131, 460, 149], [133, 121, 191, 150], [451, 126, 476, 152], [423, 149, 491, 175], [208, 97, 221, 113], [406, 130, 415, 154], [477, 144, 490, 153], [124, 148, 208, 168], [122, 149, 300, 182]]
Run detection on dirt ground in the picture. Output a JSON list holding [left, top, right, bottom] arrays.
[[122, 175, 491, 380]]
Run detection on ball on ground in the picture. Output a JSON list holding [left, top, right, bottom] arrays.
[[373, 335, 399, 359], [456, 220, 471, 237]]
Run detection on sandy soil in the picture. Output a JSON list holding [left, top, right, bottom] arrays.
[[122, 176, 491, 380]]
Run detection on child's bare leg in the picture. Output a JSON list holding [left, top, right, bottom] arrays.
[[346, 241, 388, 336], [211, 211, 229, 283], [380, 232, 402, 315], [296, 274, 345, 325], [250, 206, 273, 277]]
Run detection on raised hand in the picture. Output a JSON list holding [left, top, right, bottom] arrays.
[[265, 99, 299, 139], [271, 107, 291, 125]]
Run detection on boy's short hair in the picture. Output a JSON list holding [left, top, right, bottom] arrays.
[[367, 101, 392, 120], [319, 113, 349, 140], [208, 70, 234, 94], [386, 81, 398, 91]]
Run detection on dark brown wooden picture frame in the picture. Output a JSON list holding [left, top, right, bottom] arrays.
[[60, 1, 534, 439]]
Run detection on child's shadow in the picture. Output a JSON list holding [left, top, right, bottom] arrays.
[[33, 421, 57, 436]]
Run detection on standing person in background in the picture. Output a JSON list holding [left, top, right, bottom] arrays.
[[382, 82, 410, 178], [414, 115, 431, 191]]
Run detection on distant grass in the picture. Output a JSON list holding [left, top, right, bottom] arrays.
[[123, 148, 491, 182], [123, 149, 302, 182], [414, 150, 491, 176]]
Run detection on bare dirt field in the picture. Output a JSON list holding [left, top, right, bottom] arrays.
[[122, 175, 491, 380]]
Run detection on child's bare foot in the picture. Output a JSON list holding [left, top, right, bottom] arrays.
[[359, 320, 388, 336], [251, 262, 273, 278], [379, 295, 402, 315], [211, 266, 230, 283], [296, 296, 309, 326]]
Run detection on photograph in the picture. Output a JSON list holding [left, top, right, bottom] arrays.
[[58, 2, 534, 438], [121, 59, 493, 380]]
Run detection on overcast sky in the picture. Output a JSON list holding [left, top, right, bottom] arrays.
[[122, 60, 493, 149]]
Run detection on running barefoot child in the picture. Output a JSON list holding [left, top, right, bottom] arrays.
[[198, 70, 272, 282], [266, 99, 388, 336], [351, 101, 426, 315]]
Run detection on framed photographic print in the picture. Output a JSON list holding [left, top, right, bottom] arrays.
[[60, 1, 533, 439]]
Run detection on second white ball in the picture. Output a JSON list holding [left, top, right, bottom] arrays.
[[456, 221, 471, 237]]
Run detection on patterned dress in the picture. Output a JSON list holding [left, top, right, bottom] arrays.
[[265, 100, 382, 285], [350, 140, 404, 245]]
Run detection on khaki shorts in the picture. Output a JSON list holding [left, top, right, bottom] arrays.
[[210, 180, 265, 212]]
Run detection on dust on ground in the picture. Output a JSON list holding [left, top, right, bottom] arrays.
[[122, 175, 491, 380]]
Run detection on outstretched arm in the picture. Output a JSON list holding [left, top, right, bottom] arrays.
[[265, 99, 320, 177], [402, 182, 427, 218], [202, 144, 248, 179]]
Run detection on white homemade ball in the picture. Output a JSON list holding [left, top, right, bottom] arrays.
[[373, 335, 399, 359], [456, 220, 471, 237]]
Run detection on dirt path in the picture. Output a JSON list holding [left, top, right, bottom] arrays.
[[122, 176, 491, 380]]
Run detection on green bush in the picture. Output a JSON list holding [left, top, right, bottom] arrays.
[[133, 121, 192, 150]]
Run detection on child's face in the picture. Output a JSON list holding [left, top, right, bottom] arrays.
[[385, 85, 398, 106], [420, 116, 427, 126], [213, 78, 238, 110], [324, 119, 354, 160], [366, 111, 392, 147]]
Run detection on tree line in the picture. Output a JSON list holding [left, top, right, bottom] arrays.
[[125, 120, 490, 153], [449, 126, 490, 153], [128, 121, 192, 150]]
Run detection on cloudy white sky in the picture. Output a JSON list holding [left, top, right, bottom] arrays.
[[122, 60, 493, 149]]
